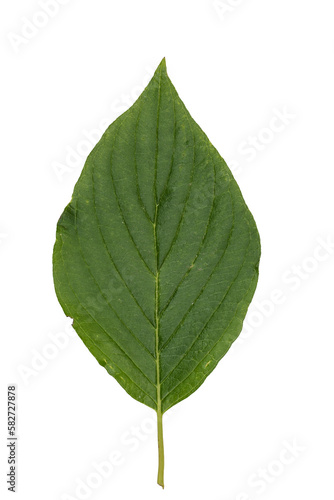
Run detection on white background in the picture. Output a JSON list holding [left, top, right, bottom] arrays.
[[1, 1, 334, 499]]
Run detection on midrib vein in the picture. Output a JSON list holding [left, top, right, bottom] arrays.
[[154, 68, 162, 411], [154, 68, 165, 487], [154, 223, 160, 406]]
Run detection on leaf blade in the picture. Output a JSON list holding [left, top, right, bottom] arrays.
[[53, 58, 260, 417]]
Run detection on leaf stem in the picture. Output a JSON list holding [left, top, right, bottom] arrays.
[[157, 407, 164, 488]]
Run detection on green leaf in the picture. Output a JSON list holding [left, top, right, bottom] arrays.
[[53, 58, 261, 487]]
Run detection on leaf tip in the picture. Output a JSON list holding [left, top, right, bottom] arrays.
[[157, 57, 167, 74]]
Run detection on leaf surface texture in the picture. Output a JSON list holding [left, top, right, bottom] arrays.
[[53, 59, 261, 414]]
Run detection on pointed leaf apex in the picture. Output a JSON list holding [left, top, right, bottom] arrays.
[[157, 57, 167, 74]]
